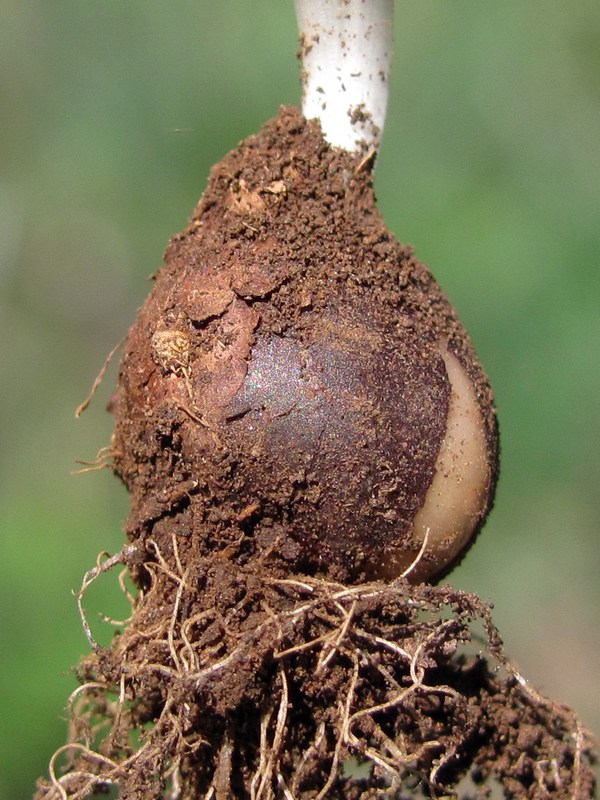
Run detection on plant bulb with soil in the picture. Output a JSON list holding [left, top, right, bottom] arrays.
[[114, 107, 498, 587], [35, 111, 597, 799]]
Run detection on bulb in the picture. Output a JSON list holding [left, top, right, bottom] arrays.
[[113, 107, 499, 585]]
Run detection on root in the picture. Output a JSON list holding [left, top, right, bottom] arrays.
[[400, 526, 431, 581], [75, 545, 139, 651], [37, 547, 598, 800], [250, 665, 289, 800], [75, 337, 125, 418], [73, 444, 117, 474]]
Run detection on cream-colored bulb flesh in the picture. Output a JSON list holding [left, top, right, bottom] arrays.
[[379, 349, 491, 582]]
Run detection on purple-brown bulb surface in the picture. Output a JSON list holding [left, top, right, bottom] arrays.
[[113, 107, 499, 585]]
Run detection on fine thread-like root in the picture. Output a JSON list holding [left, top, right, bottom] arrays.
[[75, 546, 139, 651], [250, 665, 290, 800], [400, 527, 431, 581], [73, 444, 118, 475], [36, 542, 598, 800], [75, 337, 125, 419]]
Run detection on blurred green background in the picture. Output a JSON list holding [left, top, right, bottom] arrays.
[[1, 2, 598, 797]]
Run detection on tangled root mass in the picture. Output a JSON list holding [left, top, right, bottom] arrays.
[[35, 538, 596, 799]]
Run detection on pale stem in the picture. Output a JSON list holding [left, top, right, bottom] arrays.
[[294, 0, 393, 153]]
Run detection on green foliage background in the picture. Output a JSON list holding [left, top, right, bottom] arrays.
[[1, 3, 598, 797]]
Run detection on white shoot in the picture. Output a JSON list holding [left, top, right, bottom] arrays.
[[294, 0, 393, 153]]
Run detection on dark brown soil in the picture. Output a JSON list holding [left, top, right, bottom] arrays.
[[35, 107, 596, 798]]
